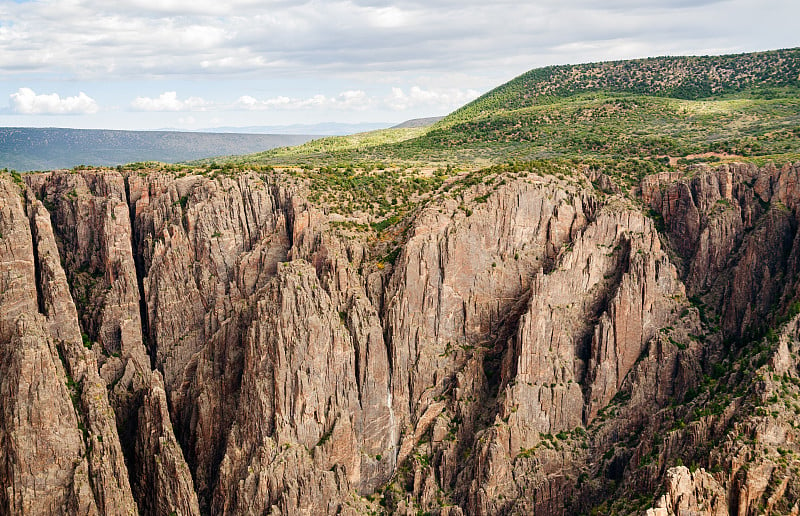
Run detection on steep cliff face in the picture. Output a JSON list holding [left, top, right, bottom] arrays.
[[0, 180, 137, 515], [2, 161, 800, 515], [636, 162, 800, 516], [384, 173, 594, 457]]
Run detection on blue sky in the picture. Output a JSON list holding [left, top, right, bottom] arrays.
[[0, 0, 798, 132]]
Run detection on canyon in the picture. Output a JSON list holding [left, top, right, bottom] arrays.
[[1, 160, 800, 514]]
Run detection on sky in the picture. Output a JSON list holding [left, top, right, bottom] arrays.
[[0, 0, 798, 132]]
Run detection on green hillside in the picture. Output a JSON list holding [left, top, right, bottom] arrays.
[[405, 90, 800, 161], [212, 48, 800, 170], [442, 48, 800, 125], [200, 126, 427, 167]]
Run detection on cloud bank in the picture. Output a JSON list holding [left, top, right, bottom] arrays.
[[232, 87, 478, 112], [131, 91, 209, 111], [1, 0, 797, 127], [2, 0, 798, 81], [9, 88, 99, 115]]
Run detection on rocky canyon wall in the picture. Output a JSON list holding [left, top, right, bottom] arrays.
[[1, 162, 799, 514]]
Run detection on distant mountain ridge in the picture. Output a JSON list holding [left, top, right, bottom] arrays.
[[195, 122, 392, 136], [390, 116, 444, 129], [0, 127, 319, 171]]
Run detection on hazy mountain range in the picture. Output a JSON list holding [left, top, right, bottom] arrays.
[[190, 122, 394, 135], [0, 128, 320, 171], [0, 118, 446, 172]]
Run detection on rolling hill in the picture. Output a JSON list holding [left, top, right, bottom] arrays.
[[216, 47, 800, 169], [444, 47, 800, 122]]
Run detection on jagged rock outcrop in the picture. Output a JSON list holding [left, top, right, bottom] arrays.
[[643, 162, 800, 339], [7, 172, 200, 515], [214, 260, 367, 514], [28, 197, 138, 514], [646, 466, 727, 516], [0, 313, 99, 515], [126, 172, 289, 505], [3, 161, 800, 515], [385, 173, 595, 445], [126, 172, 395, 510], [134, 371, 201, 516], [454, 200, 689, 515], [0, 178, 136, 515], [638, 162, 800, 516]]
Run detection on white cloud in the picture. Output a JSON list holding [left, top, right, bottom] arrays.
[[96, 0, 267, 16], [131, 91, 209, 111], [366, 6, 411, 29], [232, 86, 477, 114], [234, 90, 373, 111], [386, 86, 480, 111], [336, 90, 372, 108], [9, 88, 99, 115]]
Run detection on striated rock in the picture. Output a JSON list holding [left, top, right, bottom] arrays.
[[134, 371, 201, 516], [644, 163, 800, 338], [647, 466, 728, 516], [214, 260, 367, 514], [459, 199, 688, 515], [28, 197, 138, 514], [0, 313, 99, 516], [5, 171, 198, 515], [127, 172, 294, 505], [4, 161, 800, 516], [0, 180, 39, 341], [504, 205, 682, 440], [384, 174, 595, 449], [0, 176, 134, 514], [32, 171, 149, 371]]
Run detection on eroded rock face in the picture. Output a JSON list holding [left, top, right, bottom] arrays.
[[384, 175, 596, 459], [0, 314, 98, 515], [28, 197, 137, 515], [643, 163, 800, 339], [0, 180, 135, 515], [134, 371, 200, 516], [3, 162, 800, 515], [646, 466, 728, 516], [214, 261, 365, 514]]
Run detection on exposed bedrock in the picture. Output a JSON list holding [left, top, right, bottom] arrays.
[[1, 162, 800, 514]]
